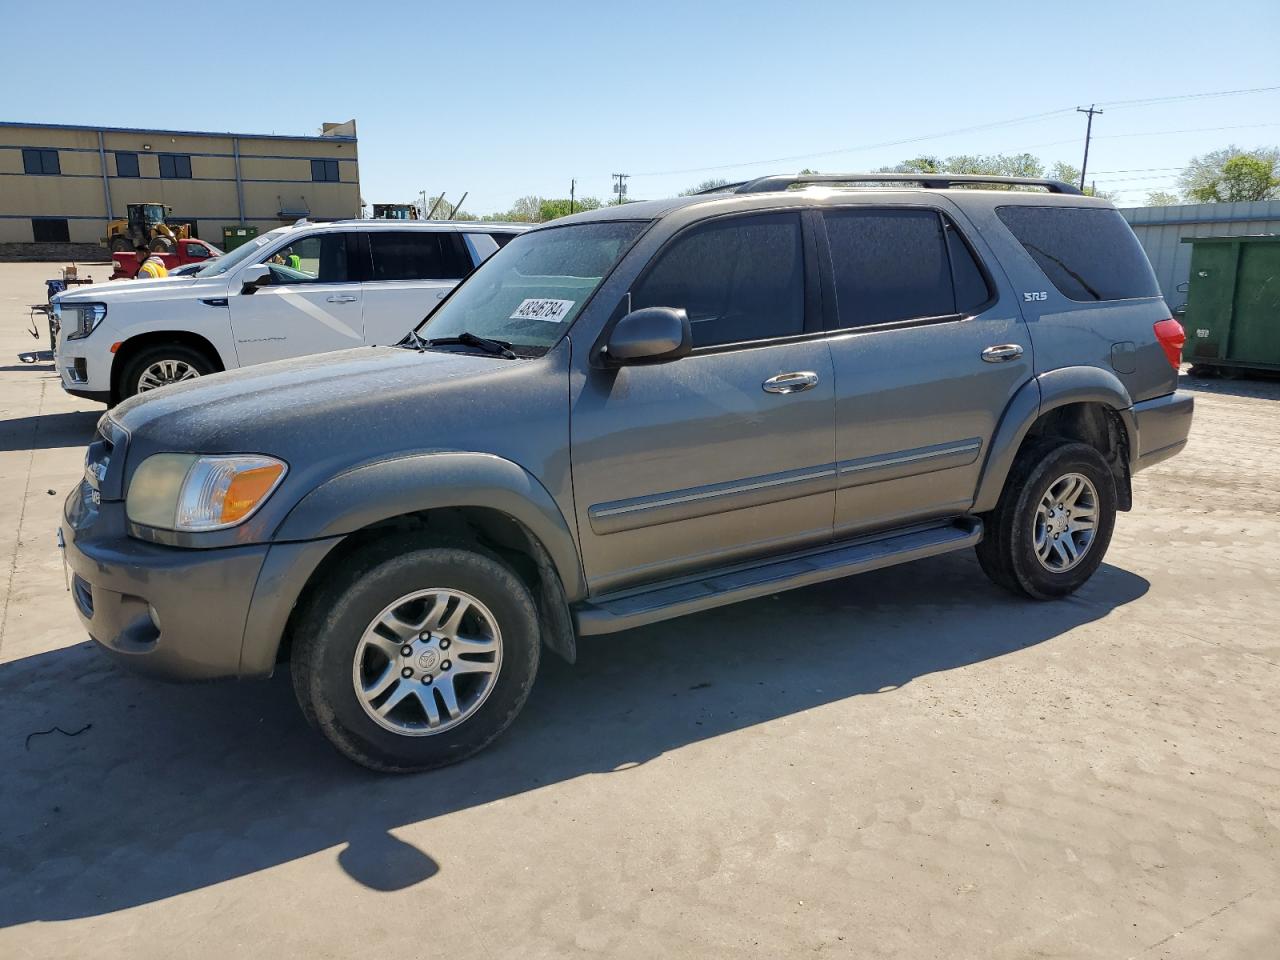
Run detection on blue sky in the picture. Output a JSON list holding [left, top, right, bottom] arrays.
[[4, 0, 1278, 212]]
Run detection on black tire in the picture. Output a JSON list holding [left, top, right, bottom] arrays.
[[975, 440, 1117, 600], [109, 235, 132, 252], [119, 343, 214, 399], [150, 236, 174, 252], [290, 538, 541, 773]]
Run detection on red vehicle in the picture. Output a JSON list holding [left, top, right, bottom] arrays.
[[110, 238, 223, 280]]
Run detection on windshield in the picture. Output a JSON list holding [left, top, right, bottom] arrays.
[[195, 229, 289, 277], [417, 221, 646, 354]]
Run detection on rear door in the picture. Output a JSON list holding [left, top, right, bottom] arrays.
[[362, 230, 474, 345], [819, 204, 1033, 537], [228, 231, 365, 366], [570, 211, 836, 593]]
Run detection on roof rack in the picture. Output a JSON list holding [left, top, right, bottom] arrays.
[[732, 173, 1082, 195]]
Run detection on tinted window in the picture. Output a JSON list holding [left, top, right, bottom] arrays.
[[824, 209, 962, 327], [158, 154, 192, 179], [311, 159, 340, 182], [946, 224, 993, 314], [259, 233, 350, 283], [633, 212, 804, 348], [32, 218, 70, 243], [115, 152, 140, 178], [22, 149, 59, 175], [490, 232, 516, 249], [369, 232, 472, 281], [996, 205, 1159, 301]]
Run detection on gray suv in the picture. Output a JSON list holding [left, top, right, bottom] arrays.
[[61, 173, 1194, 772]]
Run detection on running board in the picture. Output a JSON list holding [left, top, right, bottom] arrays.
[[574, 517, 983, 636]]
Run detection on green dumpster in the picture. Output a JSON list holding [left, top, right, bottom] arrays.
[[221, 225, 259, 252], [1181, 234, 1280, 374]]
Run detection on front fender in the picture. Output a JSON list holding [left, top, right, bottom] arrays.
[[274, 452, 585, 600], [972, 366, 1136, 513]]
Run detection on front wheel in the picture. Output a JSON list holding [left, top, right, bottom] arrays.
[[291, 540, 541, 773], [120, 344, 213, 399], [976, 441, 1117, 600]]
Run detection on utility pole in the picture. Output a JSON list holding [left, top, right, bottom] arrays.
[[612, 172, 629, 205], [1076, 104, 1103, 192], [570, 179, 576, 215]]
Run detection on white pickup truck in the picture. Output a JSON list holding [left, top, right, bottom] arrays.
[[53, 219, 526, 403]]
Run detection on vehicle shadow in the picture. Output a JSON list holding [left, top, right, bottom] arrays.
[[0, 410, 99, 453], [0, 551, 1148, 927]]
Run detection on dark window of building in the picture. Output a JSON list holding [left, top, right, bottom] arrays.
[[369, 231, 473, 281], [823, 209, 957, 327], [995, 205, 1160, 302], [311, 159, 340, 182], [32, 218, 70, 243], [115, 152, 140, 178], [158, 154, 192, 179], [632, 212, 804, 348], [22, 148, 60, 175]]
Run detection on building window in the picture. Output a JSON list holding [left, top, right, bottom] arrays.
[[22, 148, 60, 175], [115, 152, 140, 178], [158, 153, 192, 179], [311, 159, 340, 182], [32, 218, 70, 243]]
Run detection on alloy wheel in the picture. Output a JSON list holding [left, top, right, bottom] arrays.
[[352, 588, 503, 736], [1033, 472, 1098, 573], [136, 359, 202, 392]]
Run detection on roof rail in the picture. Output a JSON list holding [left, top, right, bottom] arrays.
[[734, 173, 1083, 195]]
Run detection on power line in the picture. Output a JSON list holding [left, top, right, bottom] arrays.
[[632, 83, 1280, 180], [1027, 121, 1280, 149]]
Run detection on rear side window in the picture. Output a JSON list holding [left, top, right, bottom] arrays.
[[996, 205, 1159, 301], [490, 232, 517, 249], [632, 212, 804, 348], [823, 209, 990, 327], [369, 232, 472, 281]]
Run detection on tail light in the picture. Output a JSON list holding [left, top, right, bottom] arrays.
[[1153, 318, 1185, 371]]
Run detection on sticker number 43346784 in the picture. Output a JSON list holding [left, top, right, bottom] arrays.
[[510, 298, 576, 323]]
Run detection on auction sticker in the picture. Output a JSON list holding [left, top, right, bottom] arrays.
[[510, 298, 575, 322]]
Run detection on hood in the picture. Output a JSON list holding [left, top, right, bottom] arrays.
[[55, 275, 220, 304], [111, 344, 564, 498]]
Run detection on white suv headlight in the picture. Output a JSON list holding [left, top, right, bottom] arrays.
[[127, 454, 288, 531], [64, 302, 108, 340]]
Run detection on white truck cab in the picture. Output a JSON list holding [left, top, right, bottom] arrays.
[[53, 219, 526, 403]]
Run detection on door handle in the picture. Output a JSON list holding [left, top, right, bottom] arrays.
[[326, 295, 358, 303], [762, 371, 819, 394], [981, 344, 1024, 363]]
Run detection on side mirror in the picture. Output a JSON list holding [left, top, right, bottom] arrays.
[[603, 307, 692, 365], [239, 263, 272, 294]]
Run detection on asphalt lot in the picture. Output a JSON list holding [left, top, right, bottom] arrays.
[[0, 260, 1277, 959]]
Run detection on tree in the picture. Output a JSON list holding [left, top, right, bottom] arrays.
[[1145, 190, 1181, 207], [1179, 146, 1280, 202], [679, 178, 731, 196], [537, 196, 603, 221]]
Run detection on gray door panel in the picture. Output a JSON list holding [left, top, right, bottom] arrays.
[[570, 340, 836, 593], [829, 314, 1031, 536]]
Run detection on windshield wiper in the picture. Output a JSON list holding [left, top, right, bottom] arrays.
[[424, 331, 517, 359]]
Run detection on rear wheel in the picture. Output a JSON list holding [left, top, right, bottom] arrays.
[[120, 343, 214, 399], [976, 441, 1117, 600], [291, 540, 541, 773], [109, 235, 132, 252]]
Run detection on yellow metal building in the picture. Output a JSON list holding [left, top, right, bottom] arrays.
[[0, 119, 360, 251]]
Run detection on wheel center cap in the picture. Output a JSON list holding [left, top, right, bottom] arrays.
[[416, 648, 440, 671]]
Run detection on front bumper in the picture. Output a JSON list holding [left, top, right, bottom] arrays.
[[62, 482, 269, 680], [1132, 390, 1194, 472]]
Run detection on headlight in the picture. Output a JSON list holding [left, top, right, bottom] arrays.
[[127, 454, 287, 531], [65, 302, 108, 340]]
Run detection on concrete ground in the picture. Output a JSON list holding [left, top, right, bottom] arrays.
[[0, 260, 1276, 959]]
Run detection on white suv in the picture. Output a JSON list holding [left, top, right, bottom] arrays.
[[53, 219, 527, 403]]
